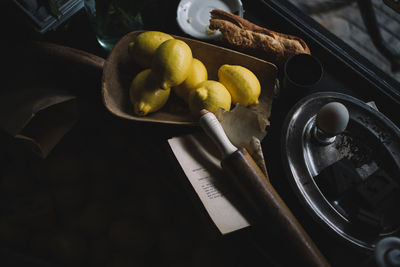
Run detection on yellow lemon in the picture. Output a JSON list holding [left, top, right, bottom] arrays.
[[129, 69, 171, 116], [152, 39, 193, 89], [218, 64, 261, 106], [173, 58, 208, 103], [128, 31, 173, 68], [188, 80, 231, 117]]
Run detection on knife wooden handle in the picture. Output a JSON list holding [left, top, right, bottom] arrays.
[[221, 148, 330, 267]]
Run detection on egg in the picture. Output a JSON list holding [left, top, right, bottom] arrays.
[[316, 102, 349, 136]]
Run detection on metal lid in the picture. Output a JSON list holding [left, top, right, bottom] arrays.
[[281, 92, 400, 251]]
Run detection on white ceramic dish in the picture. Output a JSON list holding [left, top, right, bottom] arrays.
[[176, 0, 243, 40]]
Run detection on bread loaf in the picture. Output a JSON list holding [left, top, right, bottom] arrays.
[[209, 9, 311, 67]]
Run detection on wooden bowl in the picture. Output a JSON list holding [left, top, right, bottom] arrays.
[[102, 31, 278, 125]]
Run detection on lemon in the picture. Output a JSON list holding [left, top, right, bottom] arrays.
[[188, 80, 231, 117], [128, 31, 173, 68], [152, 39, 193, 89], [173, 58, 208, 103], [129, 69, 171, 116], [218, 64, 261, 106]]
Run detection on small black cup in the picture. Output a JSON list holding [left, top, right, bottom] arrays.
[[282, 53, 323, 98]]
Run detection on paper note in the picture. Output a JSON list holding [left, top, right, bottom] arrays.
[[168, 133, 250, 234]]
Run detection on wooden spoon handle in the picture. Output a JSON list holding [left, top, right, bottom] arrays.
[[221, 148, 330, 267], [31, 41, 105, 70]]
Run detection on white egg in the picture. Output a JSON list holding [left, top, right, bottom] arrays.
[[316, 102, 349, 135]]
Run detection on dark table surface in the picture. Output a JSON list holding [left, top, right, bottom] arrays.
[[1, 1, 398, 266]]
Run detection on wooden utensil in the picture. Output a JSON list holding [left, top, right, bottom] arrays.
[[199, 110, 330, 267], [33, 31, 277, 125]]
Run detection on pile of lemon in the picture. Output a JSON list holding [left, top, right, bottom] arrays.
[[128, 31, 261, 117]]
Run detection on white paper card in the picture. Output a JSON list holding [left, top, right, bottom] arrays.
[[168, 133, 250, 234]]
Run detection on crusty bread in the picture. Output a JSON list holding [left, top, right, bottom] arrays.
[[209, 9, 311, 67]]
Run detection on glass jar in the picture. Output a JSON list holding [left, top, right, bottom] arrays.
[[84, 0, 160, 51]]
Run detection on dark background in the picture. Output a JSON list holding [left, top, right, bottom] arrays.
[[1, 1, 398, 266]]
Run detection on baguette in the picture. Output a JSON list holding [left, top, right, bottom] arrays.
[[209, 9, 311, 67]]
